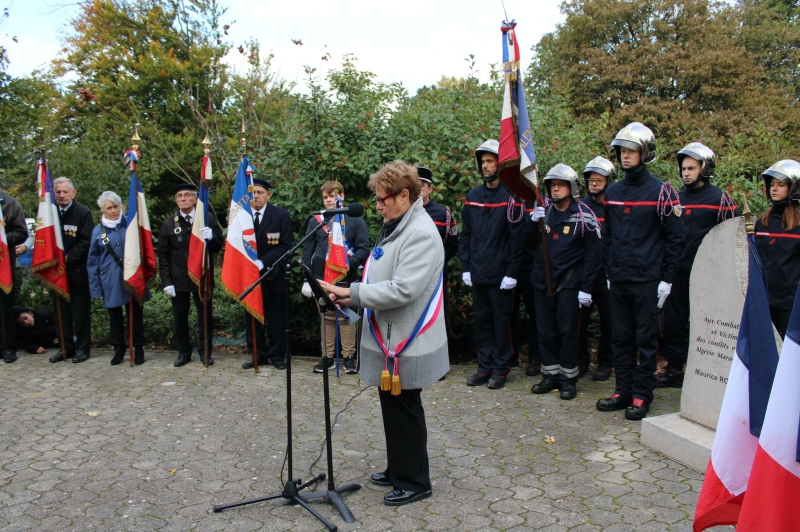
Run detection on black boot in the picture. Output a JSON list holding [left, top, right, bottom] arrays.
[[531, 377, 560, 394], [110, 347, 125, 366], [134, 347, 145, 366], [656, 368, 684, 388]]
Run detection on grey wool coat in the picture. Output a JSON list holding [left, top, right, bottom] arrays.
[[350, 198, 449, 389]]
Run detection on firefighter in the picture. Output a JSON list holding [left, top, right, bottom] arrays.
[[659, 143, 736, 387], [596, 122, 685, 420], [529, 164, 602, 400]]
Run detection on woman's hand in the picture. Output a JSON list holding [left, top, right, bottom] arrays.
[[318, 281, 351, 307]]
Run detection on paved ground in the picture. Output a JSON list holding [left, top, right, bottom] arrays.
[[0, 350, 732, 531]]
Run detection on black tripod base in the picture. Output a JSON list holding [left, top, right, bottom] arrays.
[[293, 483, 362, 524]]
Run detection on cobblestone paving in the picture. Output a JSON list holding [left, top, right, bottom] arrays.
[[0, 350, 733, 531]]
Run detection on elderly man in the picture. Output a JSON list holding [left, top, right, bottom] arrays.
[[0, 190, 28, 363], [48, 177, 93, 364], [158, 183, 224, 367]]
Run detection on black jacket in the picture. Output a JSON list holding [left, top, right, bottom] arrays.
[[678, 183, 737, 274], [528, 200, 602, 293], [755, 203, 800, 310], [0, 191, 28, 264], [423, 200, 459, 263], [458, 183, 525, 284], [58, 200, 93, 295], [14, 307, 59, 353], [302, 214, 369, 284], [158, 211, 224, 292], [580, 195, 608, 285], [253, 203, 292, 295], [603, 166, 685, 284]]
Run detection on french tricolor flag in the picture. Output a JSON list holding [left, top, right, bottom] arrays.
[[188, 153, 212, 301], [0, 202, 13, 294], [123, 150, 157, 303], [693, 236, 779, 531], [736, 290, 800, 531], [31, 158, 69, 300], [498, 19, 538, 203]]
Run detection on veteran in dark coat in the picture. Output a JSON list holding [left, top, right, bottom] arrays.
[[49, 177, 93, 364], [0, 190, 29, 363]]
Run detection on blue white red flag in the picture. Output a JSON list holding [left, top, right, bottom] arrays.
[[188, 153, 212, 302], [323, 196, 349, 285], [221, 156, 264, 323], [0, 202, 12, 294], [694, 236, 779, 531], [736, 289, 800, 531], [123, 150, 157, 303], [31, 158, 69, 300], [498, 20, 538, 203]]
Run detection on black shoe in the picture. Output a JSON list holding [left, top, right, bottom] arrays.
[[531, 377, 559, 394], [625, 398, 650, 420], [466, 372, 490, 386], [134, 348, 145, 366], [272, 359, 287, 370], [110, 349, 125, 366], [656, 369, 684, 389], [593, 367, 613, 381], [437, 374, 446, 381], [578, 365, 589, 379], [343, 357, 357, 374], [242, 358, 268, 370], [205, 357, 214, 366], [596, 393, 632, 411], [72, 351, 90, 363], [487, 374, 505, 389], [313, 357, 334, 373], [560, 382, 577, 400], [174, 353, 192, 367], [383, 489, 432, 506], [370, 472, 392, 487], [3, 351, 17, 363], [49, 351, 73, 363], [525, 364, 541, 377]]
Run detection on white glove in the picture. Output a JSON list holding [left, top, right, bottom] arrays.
[[462, 272, 472, 287], [301, 282, 313, 298], [200, 227, 213, 241], [255, 259, 264, 271], [531, 204, 546, 222], [163, 285, 176, 298], [607, 280, 610, 290], [657, 281, 672, 309], [500, 276, 517, 290], [578, 291, 592, 307]]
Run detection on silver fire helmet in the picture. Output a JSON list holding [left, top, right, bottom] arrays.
[[676, 142, 716, 180], [610, 122, 656, 165], [761, 159, 800, 201], [544, 163, 581, 199], [583, 156, 617, 185], [474, 139, 500, 176]]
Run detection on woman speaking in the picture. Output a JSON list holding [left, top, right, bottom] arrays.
[[321, 160, 449, 506]]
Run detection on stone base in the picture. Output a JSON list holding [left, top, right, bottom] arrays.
[[641, 412, 714, 472]]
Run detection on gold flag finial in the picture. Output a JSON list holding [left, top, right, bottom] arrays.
[[239, 118, 247, 156], [202, 132, 211, 154], [741, 192, 754, 235], [131, 123, 141, 150]]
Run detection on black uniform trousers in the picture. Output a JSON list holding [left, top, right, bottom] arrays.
[[0, 291, 15, 353], [55, 292, 92, 354], [609, 281, 662, 403], [510, 269, 540, 369], [578, 276, 613, 370], [472, 283, 515, 377], [379, 388, 431, 493], [245, 292, 287, 363], [172, 290, 213, 357], [107, 301, 145, 351], [534, 286, 580, 383], [770, 307, 791, 340], [662, 271, 691, 367]]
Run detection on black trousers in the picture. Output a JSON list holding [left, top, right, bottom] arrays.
[[472, 283, 515, 376], [662, 271, 690, 368], [108, 302, 145, 351], [172, 290, 213, 357], [54, 291, 91, 354], [534, 286, 580, 383], [770, 306, 791, 339], [245, 292, 286, 363], [609, 281, 662, 403], [0, 290, 15, 353], [510, 270, 540, 368], [379, 388, 431, 493], [578, 276, 613, 370]]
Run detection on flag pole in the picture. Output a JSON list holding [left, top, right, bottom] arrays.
[[533, 186, 555, 300], [129, 124, 142, 367], [201, 133, 212, 368], [241, 119, 259, 373]]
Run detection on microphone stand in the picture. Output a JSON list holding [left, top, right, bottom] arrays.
[[213, 215, 360, 530]]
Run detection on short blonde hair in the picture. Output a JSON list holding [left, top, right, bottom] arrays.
[[320, 180, 344, 196], [367, 160, 421, 203]]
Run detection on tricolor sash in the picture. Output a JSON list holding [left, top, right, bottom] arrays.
[[362, 254, 444, 395]]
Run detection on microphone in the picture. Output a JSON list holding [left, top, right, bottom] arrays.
[[312, 203, 364, 218]]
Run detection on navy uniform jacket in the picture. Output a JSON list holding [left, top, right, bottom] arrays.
[[528, 200, 602, 293], [459, 183, 525, 284], [603, 166, 685, 284], [580, 195, 608, 284], [0, 192, 28, 263], [302, 214, 369, 284], [254, 203, 292, 296], [423, 200, 459, 263], [58, 200, 94, 295], [158, 211, 224, 293], [678, 184, 737, 274], [755, 204, 800, 310]]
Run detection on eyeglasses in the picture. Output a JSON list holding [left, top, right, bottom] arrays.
[[374, 191, 398, 206], [175, 193, 196, 199]]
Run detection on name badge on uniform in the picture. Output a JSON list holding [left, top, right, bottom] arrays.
[[545, 225, 551, 233], [267, 232, 280, 245]]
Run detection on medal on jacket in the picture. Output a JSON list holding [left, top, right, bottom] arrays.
[[563, 226, 570, 235], [267, 232, 280, 245]]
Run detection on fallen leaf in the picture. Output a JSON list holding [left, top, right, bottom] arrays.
[[169, 468, 177, 474], [27, 392, 45, 399], [544, 436, 556, 444], [86, 411, 101, 417]]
